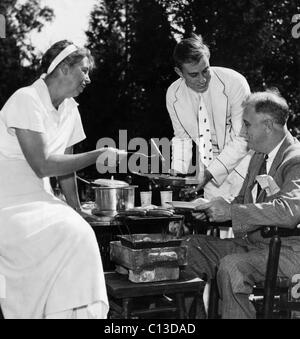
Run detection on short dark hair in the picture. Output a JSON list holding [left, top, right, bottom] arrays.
[[40, 40, 95, 75], [242, 89, 290, 125], [173, 33, 210, 69]]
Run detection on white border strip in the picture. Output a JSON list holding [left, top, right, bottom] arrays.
[[0, 274, 6, 299]]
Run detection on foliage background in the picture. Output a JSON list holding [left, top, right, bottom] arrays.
[[1, 0, 299, 178]]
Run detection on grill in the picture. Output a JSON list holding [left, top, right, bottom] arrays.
[[110, 233, 188, 283]]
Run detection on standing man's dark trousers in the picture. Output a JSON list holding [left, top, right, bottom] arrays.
[[182, 234, 300, 319]]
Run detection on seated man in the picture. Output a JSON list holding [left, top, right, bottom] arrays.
[[183, 89, 300, 319]]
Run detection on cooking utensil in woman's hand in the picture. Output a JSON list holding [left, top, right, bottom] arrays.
[[126, 151, 156, 159], [77, 176, 93, 185]]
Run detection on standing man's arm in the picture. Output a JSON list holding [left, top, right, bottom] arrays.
[[207, 72, 251, 186], [166, 86, 193, 175]]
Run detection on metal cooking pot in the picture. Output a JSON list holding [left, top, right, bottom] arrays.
[[93, 185, 137, 217]]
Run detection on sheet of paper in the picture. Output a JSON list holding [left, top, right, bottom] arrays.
[[256, 174, 280, 196], [169, 198, 209, 210]]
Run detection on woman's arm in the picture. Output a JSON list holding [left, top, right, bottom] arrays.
[[15, 129, 120, 178], [57, 147, 81, 210], [166, 84, 193, 174], [58, 147, 100, 222]]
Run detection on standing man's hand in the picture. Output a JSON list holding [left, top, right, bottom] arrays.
[[180, 169, 213, 200], [168, 169, 184, 177], [193, 197, 232, 222]]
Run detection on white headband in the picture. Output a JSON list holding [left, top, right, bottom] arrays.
[[47, 44, 78, 75]]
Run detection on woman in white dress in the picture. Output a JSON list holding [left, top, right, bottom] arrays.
[[0, 40, 122, 319]]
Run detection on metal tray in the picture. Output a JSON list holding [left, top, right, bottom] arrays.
[[118, 233, 183, 249], [110, 241, 188, 271]]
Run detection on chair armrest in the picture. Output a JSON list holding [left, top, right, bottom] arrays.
[[261, 225, 300, 238]]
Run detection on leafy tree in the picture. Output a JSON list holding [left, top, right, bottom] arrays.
[[83, 0, 175, 156], [127, 0, 176, 138], [0, 0, 54, 107], [84, 0, 300, 156]]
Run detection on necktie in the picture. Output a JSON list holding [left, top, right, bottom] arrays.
[[256, 154, 268, 200], [198, 99, 213, 168]]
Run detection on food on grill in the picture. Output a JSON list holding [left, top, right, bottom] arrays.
[[147, 209, 174, 217]]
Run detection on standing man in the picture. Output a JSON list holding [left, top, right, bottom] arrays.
[[188, 90, 300, 318], [167, 33, 252, 201]]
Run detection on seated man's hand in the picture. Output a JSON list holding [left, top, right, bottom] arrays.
[[191, 210, 208, 221], [193, 197, 232, 223]]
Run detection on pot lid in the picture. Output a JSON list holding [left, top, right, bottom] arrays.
[[92, 178, 129, 188]]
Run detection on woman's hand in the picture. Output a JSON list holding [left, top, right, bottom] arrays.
[[96, 147, 127, 172], [192, 211, 208, 221], [102, 147, 127, 164]]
